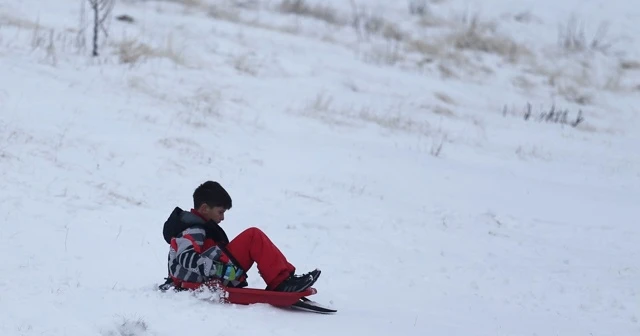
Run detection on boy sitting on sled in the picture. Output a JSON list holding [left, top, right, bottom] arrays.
[[160, 181, 320, 292]]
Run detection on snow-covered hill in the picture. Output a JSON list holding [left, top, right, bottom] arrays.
[[1, 0, 638, 335]]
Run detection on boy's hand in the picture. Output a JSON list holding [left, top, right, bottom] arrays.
[[215, 263, 243, 281]]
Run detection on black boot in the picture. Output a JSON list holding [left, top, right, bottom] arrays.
[[272, 269, 321, 292]]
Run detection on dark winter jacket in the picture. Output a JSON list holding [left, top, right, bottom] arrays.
[[163, 207, 246, 288]]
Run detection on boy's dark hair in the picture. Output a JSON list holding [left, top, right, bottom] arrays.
[[193, 181, 232, 209]]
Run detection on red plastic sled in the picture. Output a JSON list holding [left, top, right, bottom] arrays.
[[160, 279, 333, 312], [221, 286, 317, 306]]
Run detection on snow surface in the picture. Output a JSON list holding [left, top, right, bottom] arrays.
[[1, 0, 639, 335]]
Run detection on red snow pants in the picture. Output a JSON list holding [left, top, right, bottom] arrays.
[[226, 227, 295, 289]]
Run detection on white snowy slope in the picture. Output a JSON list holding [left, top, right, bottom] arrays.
[[0, 0, 639, 335]]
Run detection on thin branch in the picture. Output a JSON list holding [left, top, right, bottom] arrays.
[[87, 0, 115, 56]]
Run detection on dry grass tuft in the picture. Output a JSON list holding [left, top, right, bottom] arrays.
[[557, 16, 619, 54], [447, 14, 529, 62], [620, 60, 640, 70], [278, 0, 344, 25], [115, 36, 185, 65]]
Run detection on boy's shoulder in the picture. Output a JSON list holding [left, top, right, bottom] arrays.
[[162, 207, 206, 244]]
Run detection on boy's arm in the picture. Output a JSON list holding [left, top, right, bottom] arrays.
[[173, 227, 242, 281]]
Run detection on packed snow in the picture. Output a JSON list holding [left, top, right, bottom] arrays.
[[1, 0, 638, 335]]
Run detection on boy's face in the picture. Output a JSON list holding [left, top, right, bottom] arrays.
[[199, 204, 226, 224]]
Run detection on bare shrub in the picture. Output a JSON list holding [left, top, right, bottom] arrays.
[[208, 5, 241, 22], [407, 39, 440, 57], [27, 26, 76, 66], [164, 0, 203, 7], [432, 105, 455, 117], [408, 0, 429, 16], [308, 92, 333, 113], [31, 23, 47, 50], [300, 92, 356, 127], [127, 76, 168, 101], [116, 15, 135, 24], [620, 60, 640, 70], [87, 0, 116, 56], [343, 79, 359, 92], [526, 56, 625, 94], [544, 69, 561, 87], [434, 92, 456, 105], [77, 0, 89, 53], [381, 22, 405, 42], [301, 94, 434, 135], [448, 14, 528, 61], [430, 135, 445, 157], [350, 3, 405, 42], [512, 75, 536, 92], [231, 53, 260, 76], [0, 13, 41, 29], [410, 12, 528, 67], [235, 18, 302, 36], [278, 0, 344, 25], [359, 106, 430, 134], [45, 29, 58, 66], [433, 50, 497, 79], [349, 5, 407, 51], [115, 36, 185, 65], [504, 102, 585, 128], [418, 13, 446, 27], [558, 16, 618, 54], [362, 41, 403, 65], [557, 85, 593, 105], [353, 11, 385, 37], [513, 11, 540, 24], [231, 0, 261, 9], [604, 68, 624, 91], [117, 39, 154, 64], [437, 62, 458, 79]]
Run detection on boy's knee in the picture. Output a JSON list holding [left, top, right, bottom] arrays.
[[237, 227, 267, 241], [246, 226, 264, 235]]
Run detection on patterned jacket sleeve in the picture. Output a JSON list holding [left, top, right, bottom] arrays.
[[172, 227, 226, 278]]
